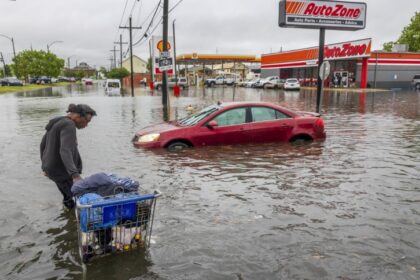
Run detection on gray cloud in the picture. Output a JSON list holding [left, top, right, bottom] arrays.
[[0, 0, 418, 68]]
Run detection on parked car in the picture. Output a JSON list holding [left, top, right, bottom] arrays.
[[82, 78, 93, 85], [154, 77, 188, 90], [30, 76, 51, 84], [412, 74, 420, 90], [284, 78, 301, 90], [132, 102, 326, 151], [250, 78, 262, 88], [58, 76, 76, 82], [255, 76, 282, 89], [237, 79, 251, 87], [51, 77, 58, 83], [0, 77, 23, 86], [265, 78, 285, 89]]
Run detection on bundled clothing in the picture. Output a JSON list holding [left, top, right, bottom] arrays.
[[71, 172, 140, 197]]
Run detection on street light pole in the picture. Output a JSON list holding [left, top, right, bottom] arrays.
[[0, 34, 16, 61], [67, 55, 75, 68], [47, 40, 63, 53]]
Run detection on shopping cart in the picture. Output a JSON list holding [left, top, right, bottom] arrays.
[[75, 190, 161, 263]]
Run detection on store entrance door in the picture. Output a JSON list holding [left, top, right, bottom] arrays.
[[333, 71, 349, 88]]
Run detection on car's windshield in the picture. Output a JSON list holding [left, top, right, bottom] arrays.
[[107, 82, 120, 88], [178, 105, 220, 126]]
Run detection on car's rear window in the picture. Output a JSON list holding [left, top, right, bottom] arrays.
[[251, 107, 289, 122], [414, 75, 420, 79], [287, 79, 298, 83]]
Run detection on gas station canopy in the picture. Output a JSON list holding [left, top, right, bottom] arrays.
[[176, 54, 260, 64]]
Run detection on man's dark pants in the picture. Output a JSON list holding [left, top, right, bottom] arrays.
[[54, 178, 75, 209]]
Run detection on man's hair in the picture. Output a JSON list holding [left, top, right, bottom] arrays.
[[67, 104, 97, 117]]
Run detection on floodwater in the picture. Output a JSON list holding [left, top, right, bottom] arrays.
[[0, 84, 419, 280]]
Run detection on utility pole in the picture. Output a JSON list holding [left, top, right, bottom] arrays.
[[162, 0, 169, 106], [315, 28, 325, 113], [120, 17, 142, 97], [149, 39, 154, 83], [173, 19, 177, 86], [108, 56, 114, 70], [110, 46, 119, 69], [114, 34, 128, 68]]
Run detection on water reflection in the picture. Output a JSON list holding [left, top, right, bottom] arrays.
[[0, 86, 419, 280]]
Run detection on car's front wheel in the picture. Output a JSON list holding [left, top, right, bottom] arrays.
[[290, 135, 313, 145], [166, 141, 191, 151]]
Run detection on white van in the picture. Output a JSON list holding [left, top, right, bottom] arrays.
[[104, 79, 121, 96]]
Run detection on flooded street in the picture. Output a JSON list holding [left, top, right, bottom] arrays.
[[0, 84, 419, 279]]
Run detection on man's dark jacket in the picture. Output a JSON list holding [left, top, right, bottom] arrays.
[[40, 116, 82, 181]]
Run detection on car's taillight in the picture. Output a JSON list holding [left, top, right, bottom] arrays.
[[314, 118, 324, 130]]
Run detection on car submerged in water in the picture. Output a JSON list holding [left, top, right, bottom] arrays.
[[132, 102, 326, 151]]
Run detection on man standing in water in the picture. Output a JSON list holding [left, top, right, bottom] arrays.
[[40, 104, 97, 209]]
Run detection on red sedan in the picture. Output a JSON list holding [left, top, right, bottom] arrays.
[[132, 102, 326, 150]]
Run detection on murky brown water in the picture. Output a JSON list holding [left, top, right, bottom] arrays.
[[0, 84, 419, 279]]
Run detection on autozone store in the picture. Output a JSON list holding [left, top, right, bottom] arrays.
[[261, 38, 420, 89]]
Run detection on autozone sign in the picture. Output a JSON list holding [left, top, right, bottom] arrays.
[[324, 38, 371, 60], [279, 0, 367, 30]]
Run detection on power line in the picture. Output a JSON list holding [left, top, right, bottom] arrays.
[[131, 0, 182, 49], [131, 1, 162, 47], [169, 0, 184, 13], [114, 0, 130, 42]]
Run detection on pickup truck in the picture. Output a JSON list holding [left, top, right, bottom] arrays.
[[205, 75, 239, 87]]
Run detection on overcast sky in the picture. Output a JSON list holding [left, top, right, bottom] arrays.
[[0, 0, 418, 69]]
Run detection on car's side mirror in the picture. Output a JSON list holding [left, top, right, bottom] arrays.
[[206, 120, 218, 129]]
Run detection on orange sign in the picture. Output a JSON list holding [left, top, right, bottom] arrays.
[[157, 40, 171, 52]]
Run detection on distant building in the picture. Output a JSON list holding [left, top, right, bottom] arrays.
[[211, 62, 249, 78], [67, 62, 96, 78], [122, 55, 148, 73]]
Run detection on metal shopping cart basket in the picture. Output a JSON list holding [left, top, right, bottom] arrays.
[[75, 190, 161, 263]]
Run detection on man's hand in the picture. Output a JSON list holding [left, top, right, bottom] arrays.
[[72, 175, 82, 183]]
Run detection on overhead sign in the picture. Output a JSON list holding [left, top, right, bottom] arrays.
[[319, 61, 330, 80], [279, 0, 367, 30]]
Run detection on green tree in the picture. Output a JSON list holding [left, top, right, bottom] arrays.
[[99, 66, 108, 78], [12, 50, 64, 80], [382, 41, 395, 52], [74, 70, 85, 80], [146, 57, 152, 73], [63, 68, 74, 78], [382, 12, 420, 52], [0, 64, 12, 78], [397, 11, 420, 52], [108, 67, 129, 79]]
